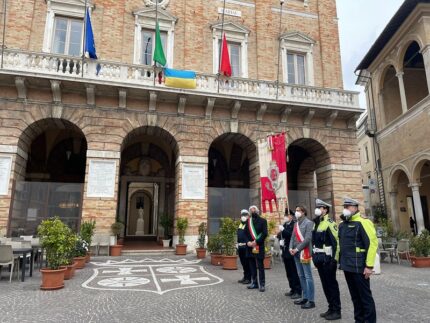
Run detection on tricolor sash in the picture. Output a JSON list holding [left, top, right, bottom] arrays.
[[248, 217, 262, 254], [293, 222, 311, 263]]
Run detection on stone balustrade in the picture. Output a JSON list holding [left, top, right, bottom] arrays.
[[1, 49, 360, 109]]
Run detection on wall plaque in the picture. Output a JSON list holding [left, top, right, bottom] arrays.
[[0, 156, 12, 196], [87, 160, 117, 198], [182, 164, 205, 200]]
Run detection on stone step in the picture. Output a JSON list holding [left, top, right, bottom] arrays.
[[121, 249, 176, 256]]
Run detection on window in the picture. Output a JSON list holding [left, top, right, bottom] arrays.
[[287, 53, 306, 85], [141, 29, 167, 66], [52, 17, 83, 56], [218, 41, 241, 77]]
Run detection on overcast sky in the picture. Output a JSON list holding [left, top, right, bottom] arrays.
[[337, 0, 404, 108]]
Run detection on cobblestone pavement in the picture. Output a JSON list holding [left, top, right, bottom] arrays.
[[0, 255, 429, 323]]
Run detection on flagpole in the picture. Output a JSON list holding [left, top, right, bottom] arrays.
[[276, 0, 285, 100], [217, 0, 227, 94], [81, 0, 88, 78], [153, 0, 158, 87], [1, 0, 7, 69]]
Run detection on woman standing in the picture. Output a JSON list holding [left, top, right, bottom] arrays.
[[289, 205, 315, 309]]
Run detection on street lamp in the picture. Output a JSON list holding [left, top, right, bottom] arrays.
[[276, 0, 285, 100]]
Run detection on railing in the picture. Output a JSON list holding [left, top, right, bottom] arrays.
[[1, 49, 360, 109]]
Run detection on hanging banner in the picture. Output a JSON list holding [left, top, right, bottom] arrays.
[[258, 133, 288, 213]]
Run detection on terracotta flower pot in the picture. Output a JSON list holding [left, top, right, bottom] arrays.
[[196, 248, 207, 259], [410, 256, 430, 268], [264, 255, 272, 269], [222, 255, 238, 270], [40, 267, 66, 290], [74, 256, 86, 269], [210, 253, 223, 266], [110, 245, 123, 256], [175, 244, 187, 255], [63, 262, 77, 280]]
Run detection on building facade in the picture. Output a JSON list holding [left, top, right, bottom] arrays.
[[356, 0, 430, 234], [0, 0, 362, 246]]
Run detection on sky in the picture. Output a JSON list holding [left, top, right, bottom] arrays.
[[337, 0, 405, 108]]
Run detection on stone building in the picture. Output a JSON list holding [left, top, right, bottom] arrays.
[[356, 0, 430, 234], [0, 0, 361, 247]]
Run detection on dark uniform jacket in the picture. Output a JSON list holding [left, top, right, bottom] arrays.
[[312, 214, 339, 266], [245, 215, 268, 259], [237, 222, 248, 249], [277, 220, 296, 259], [338, 213, 378, 273]]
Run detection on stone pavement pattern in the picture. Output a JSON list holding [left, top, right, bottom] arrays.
[[0, 256, 429, 323]]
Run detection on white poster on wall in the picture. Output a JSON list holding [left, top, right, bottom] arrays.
[[182, 164, 205, 200], [0, 156, 12, 196], [87, 160, 117, 198]]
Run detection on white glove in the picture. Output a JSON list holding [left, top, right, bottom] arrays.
[[280, 240, 285, 247], [278, 225, 284, 231]]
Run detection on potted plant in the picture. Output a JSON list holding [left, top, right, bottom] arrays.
[[62, 230, 78, 280], [264, 219, 277, 269], [80, 219, 96, 262], [207, 234, 223, 266], [175, 217, 188, 255], [37, 217, 69, 290], [74, 236, 88, 269], [160, 214, 173, 248], [110, 221, 125, 256], [410, 229, 430, 268], [195, 222, 207, 259], [220, 217, 238, 270]]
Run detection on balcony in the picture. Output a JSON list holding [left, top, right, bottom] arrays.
[[0, 49, 361, 113]]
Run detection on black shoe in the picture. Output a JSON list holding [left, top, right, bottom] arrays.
[[294, 299, 307, 305], [259, 286, 265, 292], [320, 310, 331, 318], [290, 293, 301, 300], [241, 279, 251, 285], [247, 284, 259, 289], [238, 278, 246, 283], [285, 290, 294, 296], [301, 301, 316, 309], [325, 312, 341, 320]]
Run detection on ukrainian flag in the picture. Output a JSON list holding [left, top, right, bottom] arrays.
[[164, 68, 197, 89]]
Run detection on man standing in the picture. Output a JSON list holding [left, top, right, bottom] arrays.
[[237, 209, 251, 285], [339, 197, 378, 323], [246, 205, 268, 292], [312, 199, 341, 320], [277, 209, 302, 299]]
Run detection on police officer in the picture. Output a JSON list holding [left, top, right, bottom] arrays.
[[237, 209, 251, 284], [312, 199, 341, 321], [338, 197, 378, 323]]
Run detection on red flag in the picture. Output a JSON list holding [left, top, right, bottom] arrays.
[[220, 34, 232, 77]]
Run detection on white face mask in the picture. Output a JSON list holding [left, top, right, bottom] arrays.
[[314, 208, 322, 217], [241, 216, 247, 223], [295, 211, 303, 218], [283, 217, 290, 224], [342, 209, 352, 218]]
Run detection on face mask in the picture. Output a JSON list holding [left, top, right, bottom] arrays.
[[251, 212, 258, 218], [314, 208, 322, 217], [342, 208, 353, 221], [295, 211, 302, 218], [283, 217, 290, 224], [241, 216, 247, 223]]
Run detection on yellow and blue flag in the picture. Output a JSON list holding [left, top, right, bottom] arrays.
[[164, 68, 197, 89]]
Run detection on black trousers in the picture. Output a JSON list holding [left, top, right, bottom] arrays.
[[283, 255, 302, 294], [238, 248, 251, 280], [317, 261, 341, 312], [344, 271, 376, 323], [248, 256, 265, 287]]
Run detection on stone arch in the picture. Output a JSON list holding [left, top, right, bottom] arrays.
[[411, 155, 430, 231], [379, 64, 403, 124], [388, 164, 411, 191], [412, 154, 430, 182], [396, 35, 426, 65]]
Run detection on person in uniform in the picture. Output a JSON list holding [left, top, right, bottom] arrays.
[[338, 197, 378, 323], [289, 205, 315, 309], [312, 199, 341, 320], [237, 209, 251, 285], [245, 205, 268, 292], [277, 209, 302, 299]]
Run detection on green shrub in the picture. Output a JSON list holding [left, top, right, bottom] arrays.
[[219, 217, 238, 256], [159, 215, 173, 239], [197, 222, 207, 248], [111, 221, 124, 238], [207, 234, 223, 254], [411, 229, 430, 257], [80, 219, 96, 246], [176, 217, 188, 245], [74, 236, 89, 257], [64, 230, 78, 265]]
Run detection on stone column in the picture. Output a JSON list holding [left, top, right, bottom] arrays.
[[396, 72, 408, 114], [173, 156, 208, 251], [409, 183, 425, 234], [421, 45, 430, 92], [378, 92, 387, 127], [81, 150, 121, 234], [389, 191, 400, 232]]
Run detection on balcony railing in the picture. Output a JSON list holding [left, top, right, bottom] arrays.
[[1, 49, 360, 109]]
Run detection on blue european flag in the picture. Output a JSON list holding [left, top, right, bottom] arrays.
[[85, 9, 97, 59]]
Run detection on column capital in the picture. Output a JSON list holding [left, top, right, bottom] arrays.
[[396, 71, 404, 78], [408, 182, 422, 189]]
